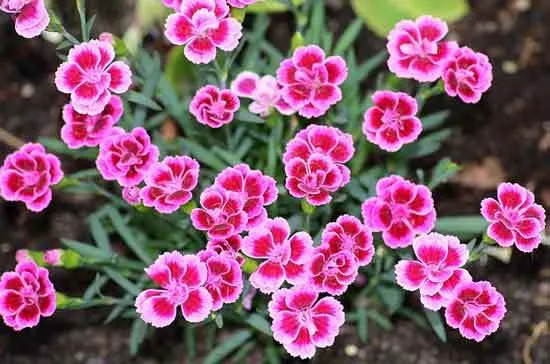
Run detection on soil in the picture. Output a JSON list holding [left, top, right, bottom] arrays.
[[1, 0, 550, 363]]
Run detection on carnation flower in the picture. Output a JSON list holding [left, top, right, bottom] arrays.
[[421, 268, 472, 311], [0, 0, 49, 38], [164, 0, 243, 64], [445, 280, 506, 342], [361, 175, 436, 248], [481, 183, 546, 253], [321, 215, 374, 267], [44, 250, 63, 266], [207, 235, 245, 265], [15, 250, 31, 263], [61, 95, 123, 149], [96, 127, 159, 187], [190, 85, 240, 128], [0, 143, 63, 212], [141, 156, 200, 214], [55, 40, 132, 115], [441, 46, 493, 104], [276, 45, 348, 118], [268, 286, 345, 359], [227, 0, 261, 8], [362, 91, 422, 152], [122, 186, 142, 206], [307, 247, 358, 295], [387, 16, 458, 82], [136, 252, 213, 327], [0, 260, 56, 331], [242, 218, 313, 294]]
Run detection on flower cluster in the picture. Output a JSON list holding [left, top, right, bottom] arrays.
[[0, 0, 49, 38]]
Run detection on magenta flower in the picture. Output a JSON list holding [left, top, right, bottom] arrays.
[[61, 95, 123, 149], [362, 91, 422, 152], [0, 0, 49, 38], [214, 164, 278, 229], [15, 250, 31, 264], [387, 16, 458, 82], [207, 235, 245, 265], [43, 249, 63, 266], [321, 215, 374, 267], [445, 281, 506, 342], [0, 260, 56, 331], [55, 40, 132, 115], [442, 46, 493, 104], [231, 71, 295, 117], [276, 45, 348, 118], [421, 268, 472, 311], [227, 0, 260, 8], [122, 186, 142, 206], [136, 252, 213, 327], [268, 286, 345, 359], [242, 218, 313, 294], [361, 175, 436, 248], [481, 183, 546, 253], [0, 143, 63, 212], [190, 85, 240, 128], [307, 246, 358, 295], [96, 127, 159, 187], [141, 156, 200, 214], [198, 249, 243, 311], [164, 0, 243, 64], [191, 186, 248, 239]]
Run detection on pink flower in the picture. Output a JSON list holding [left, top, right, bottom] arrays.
[[0, 260, 56, 331], [44, 249, 63, 266], [361, 175, 436, 248], [190, 85, 240, 128], [55, 40, 132, 115], [387, 16, 458, 82], [227, 0, 260, 8], [207, 235, 245, 265], [61, 95, 123, 149], [164, 0, 243, 64], [141, 156, 200, 214], [214, 164, 278, 229], [276, 45, 348, 118], [0, 143, 63, 212], [442, 46, 493, 104], [481, 183, 546, 253], [231, 71, 295, 117], [395, 233, 471, 310], [0, 0, 49, 38], [198, 249, 243, 311], [161, 0, 182, 11], [98, 32, 114, 44], [421, 269, 472, 311], [362, 91, 422, 152], [122, 186, 142, 206], [15, 250, 31, 263], [242, 286, 257, 311], [445, 281, 506, 342], [96, 127, 159, 187], [321, 215, 374, 267], [136, 252, 213, 327], [307, 246, 358, 295], [242, 218, 313, 294], [268, 286, 345, 359], [191, 186, 248, 239]]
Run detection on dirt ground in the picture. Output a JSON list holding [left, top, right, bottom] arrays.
[[1, 0, 550, 363]]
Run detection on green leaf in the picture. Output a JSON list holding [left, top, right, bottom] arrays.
[[126, 91, 162, 111], [400, 129, 452, 159], [129, 319, 148, 356], [429, 158, 461, 189], [366, 310, 392, 330], [245, 313, 272, 336], [247, 0, 305, 13], [38, 137, 98, 160], [236, 110, 265, 124], [61, 239, 110, 260], [306, 0, 325, 45], [265, 344, 281, 364], [422, 110, 450, 131], [377, 285, 405, 314], [83, 274, 109, 301], [107, 208, 152, 264], [334, 19, 364, 55], [103, 267, 141, 295], [435, 216, 488, 240], [356, 307, 368, 343], [164, 46, 196, 89], [184, 139, 227, 171], [88, 215, 112, 253], [203, 330, 252, 364], [424, 309, 447, 342]]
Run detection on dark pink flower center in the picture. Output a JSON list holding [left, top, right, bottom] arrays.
[[20, 285, 37, 306], [454, 68, 474, 83], [298, 309, 317, 335], [382, 109, 402, 127], [464, 301, 485, 316], [495, 209, 520, 228], [22, 171, 41, 186], [209, 100, 227, 117], [119, 152, 140, 167], [390, 204, 409, 221], [269, 244, 289, 264]]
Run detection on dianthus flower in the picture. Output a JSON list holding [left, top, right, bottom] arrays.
[[61, 95, 123, 149], [321, 215, 374, 266], [481, 183, 546, 253], [122, 186, 142, 206], [214, 164, 278, 229], [198, 249, 243, 311], [0, 0, 49, 38], [191, 186, 248, 239], [141, 156, 200, 214], [231, 72, 295, 117], [55, 40, 132, 115], [242, 218, 313, 293], [207, 235, 245, 265], [268, 286, 345, 359], [445, 280, 506, 342], [362, 91, 422, 152], [276, 45, 348, 118], [44, 249, 63, 266], [164, 0, 243, 64], [361, 175, 436, 248], [307, 246, 358, 295], [0, 143, 63, 212], [136, 252, 213, 327], [0, 260, 56, 331], [227, 0, 260, 8], [15, 250, 31, 264], [421, 269, 472, 311], [190, 85, 240, 128], [441, 46, 493, 104]]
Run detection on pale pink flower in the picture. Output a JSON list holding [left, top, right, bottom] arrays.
[[0, 260, 56, 331], [268, 286, 345, 359], [242, 218, 313, 294], [307, 246, 358, 295], [136, 252, 213, 327], [445, 280, 506, 342], [161, 0, 181, 11], [0, 143, 63, 212], [122, 186, 142, 206], [0, 0, 49, 38], [98, 32, 114, 44], [15, 250, 31, 263], [227, 0, 261, 8], [276, 45, 348, 118], [43, 249, 63, 266], [481, 183, 546, 253], [164, 0, 243, 64], [321, 215, 374, 267], [190, 85, 240, 128]]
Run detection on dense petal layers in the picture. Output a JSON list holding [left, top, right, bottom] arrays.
[[190, 85, 240, 128]]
